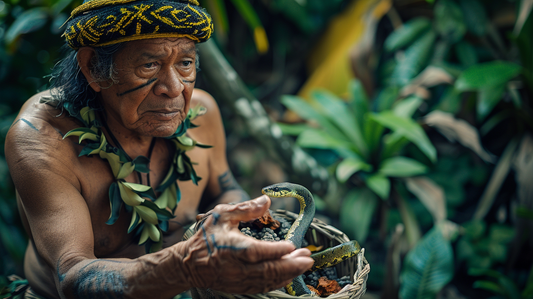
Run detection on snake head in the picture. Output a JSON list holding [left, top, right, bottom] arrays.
[[261, 183, 299, 198]]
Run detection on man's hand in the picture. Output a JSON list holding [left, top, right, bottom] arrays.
[[180, 195, 314, 294]]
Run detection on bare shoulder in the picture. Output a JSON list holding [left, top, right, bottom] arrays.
[[191, 88, 221, 123], [5, 90, 82, 189]]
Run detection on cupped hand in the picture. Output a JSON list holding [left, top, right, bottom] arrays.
[[180, 195, 314, 294]]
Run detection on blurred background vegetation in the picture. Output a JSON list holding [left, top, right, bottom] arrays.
[[1, 0, 532, 298]]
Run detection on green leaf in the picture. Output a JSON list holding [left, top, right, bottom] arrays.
[[118, 181, 145, 206], [382, 133, 410, 160], [133, 155, 151, 173], [477, 83, 506, 121], [127, 210, 141, 234], [459, 0, 489, 36], [336, 157, 373, 183], [379, 157, 428, 177], [473, 280, 503, 295], [135, 205, 159, 225], [434, 0, 466, 43], [4, 7, 48, 44], [455, 61, 522, 91], [390, 30, 437, 86], [229, 0, 268, 53], [348, 79, 370, 130], [393, 96, 423, 118], [366, 174, 390, 200], [375, 86, 400, 112], [340, 188, 379, 242], [363, 115, 385, 153], [106, 182, 123, 225], [436, 86, 462, 114], [277, 123, 310, 136], [385, 18, 432, 52], [371, 111, 437, 162], [141, 200, 174, 220], [281, 95, 346, 140], [312, 90, 367, 157], [296, 129, 353, 151], [399, 227, 454, 299]]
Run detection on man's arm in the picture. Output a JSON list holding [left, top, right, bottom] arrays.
[[6, 103, 312, 299], [191, 89, 251, 211]]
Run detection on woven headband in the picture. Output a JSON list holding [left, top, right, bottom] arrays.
[[63, 0, 213, 50]]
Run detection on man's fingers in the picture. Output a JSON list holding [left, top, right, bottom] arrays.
[[210, 195, 271, 225], [239, 240, 297, 263]]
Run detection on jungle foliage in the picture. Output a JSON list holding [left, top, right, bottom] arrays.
[[0, 0, 532, 299]]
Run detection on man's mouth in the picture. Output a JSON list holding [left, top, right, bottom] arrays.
[[149, 110, 181, 120]]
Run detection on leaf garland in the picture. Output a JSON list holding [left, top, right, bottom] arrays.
[[63, 106, 210, 253]]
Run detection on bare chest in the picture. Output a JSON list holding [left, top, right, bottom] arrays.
[[76, 142, 210, 258]]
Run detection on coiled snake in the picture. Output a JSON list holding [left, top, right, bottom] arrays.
[[262, 182, 361, 296]]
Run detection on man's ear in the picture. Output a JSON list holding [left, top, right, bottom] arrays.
[[77, 47, 102, 93]]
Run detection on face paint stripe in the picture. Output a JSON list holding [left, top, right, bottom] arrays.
[[116, 78, 158, 96]]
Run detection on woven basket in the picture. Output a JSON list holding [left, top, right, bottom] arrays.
[[187, 209, 370, 299]]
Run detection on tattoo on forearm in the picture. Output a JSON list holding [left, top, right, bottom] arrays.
[[117, 78, 157, 96], [73, 261, 127, 299], [12, 118, 39, 131], [218, 171, 250, 202]]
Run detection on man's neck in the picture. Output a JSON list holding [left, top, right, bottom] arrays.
[[100, 114, 155, 159]]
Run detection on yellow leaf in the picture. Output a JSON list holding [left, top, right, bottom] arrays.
[[154, 191, 169, 209], [122, 182, 152, 192], [145, 223, 161, 242], [177, 155, 185, 174], [253, 27, 269, 54], [135, 205, 158, 225], [99, 151, 122, 177], [80, 106, 96, 124], [117, 162, 135, 180], [159, 164, 174, 187], [118, 182, 144, 206], [79, 132, 99, 143], [139, 226, 150, 245], [128, 210, 141, 232], [88, 133, 107, 155]]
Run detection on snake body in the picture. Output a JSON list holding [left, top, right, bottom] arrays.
[[261, 182, 361, 296]]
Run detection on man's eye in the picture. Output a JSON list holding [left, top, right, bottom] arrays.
[[182, 61, 192, 67], [143, 62, 158, 69]]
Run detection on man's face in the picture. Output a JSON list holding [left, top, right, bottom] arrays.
[[98, 38, 197, 138]]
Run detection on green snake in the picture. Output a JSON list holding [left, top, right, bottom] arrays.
[[261, 182, 361, 296]]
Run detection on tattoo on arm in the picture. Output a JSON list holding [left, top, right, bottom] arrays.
[[12, 118, 39, 132], [218, 171, 250, 202], [57, 258, 131, 299]]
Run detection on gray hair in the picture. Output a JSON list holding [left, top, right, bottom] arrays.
[[49, 43, 200, 117]]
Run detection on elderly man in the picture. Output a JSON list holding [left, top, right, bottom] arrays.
[[4, 0, 313, 298]]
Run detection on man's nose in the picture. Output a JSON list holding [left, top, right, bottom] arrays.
[[153, 67, 185, 98]]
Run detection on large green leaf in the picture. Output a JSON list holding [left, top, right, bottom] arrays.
[[340, 188, 379, 243], [370, 111, 437, 162], [477, 83, 507, 121], [399, 227, 454, 299], [348, 79, 369, 130], [365, 174, 390, 200], [4, 7, 48, 44], [296, 129, 352, 151], [455, 61, 522, 91], [277, 123, 310, 136], [393, 96, 423, 118], [281, 95, 346, 140], [385, 18, 432, 52], [434, 0, 466, 43], [336, 157, 372, 183], [379, 157, 428, 177], [390, 30, 437, 86], [312, 90, 367, 157]]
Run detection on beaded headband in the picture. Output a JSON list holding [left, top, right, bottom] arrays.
[[63, 0, 213, 50]]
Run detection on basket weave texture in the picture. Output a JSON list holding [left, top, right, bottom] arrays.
[[188, 209, 370, 299]]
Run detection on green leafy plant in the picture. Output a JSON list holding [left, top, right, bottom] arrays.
[[278, 79, 440, 244]]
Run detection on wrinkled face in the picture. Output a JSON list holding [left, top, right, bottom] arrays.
[[98, 38, 197, 138]]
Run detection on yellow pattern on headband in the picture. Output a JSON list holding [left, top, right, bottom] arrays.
[[64, 0, 212, 49]]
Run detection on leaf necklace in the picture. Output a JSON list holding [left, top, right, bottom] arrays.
[[63, 105, 210, 252]]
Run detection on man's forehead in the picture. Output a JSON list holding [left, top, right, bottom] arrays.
[[124, 38, 197, 58]]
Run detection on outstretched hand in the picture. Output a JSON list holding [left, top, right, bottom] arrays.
[[179, 195, 314, 294]]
